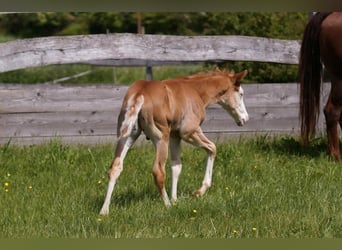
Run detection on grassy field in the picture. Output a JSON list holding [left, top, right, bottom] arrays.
[[0, 64, 205, 85], [0, 135, 341, 238]]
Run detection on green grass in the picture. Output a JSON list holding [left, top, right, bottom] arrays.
[[0, 135, 341, 238], [0, 64, 204, 85], [0, 34, 16, 43]]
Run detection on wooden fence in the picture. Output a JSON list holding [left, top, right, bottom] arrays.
[[0, 34, 329, 145], [0, 83, 330, 145]]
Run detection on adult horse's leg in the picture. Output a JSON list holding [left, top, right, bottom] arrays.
[[99, 129, 141, 215], [183, 128, 216, 197], [169, 136, 182, 203], [152, 137, 171, 206], [324, 92, 342, 161]]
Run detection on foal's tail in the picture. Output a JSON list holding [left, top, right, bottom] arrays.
[[298, 12, 331, 145], [118, 94, 144, 138]]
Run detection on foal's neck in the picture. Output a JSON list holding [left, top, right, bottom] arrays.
[[192, 77, 229, 106]]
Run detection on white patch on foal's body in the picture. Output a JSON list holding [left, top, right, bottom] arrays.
[[120, 95, 144, 138]]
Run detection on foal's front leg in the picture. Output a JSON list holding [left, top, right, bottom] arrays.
[[183, 128, 217, 197]]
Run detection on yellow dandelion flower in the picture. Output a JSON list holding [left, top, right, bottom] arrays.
[[192, 209, 197, 214], [225, 186, 229, 190], [97, 180, 102, 184], [233, 229, 238, 234], [6, 173, 11, 177], [5, 189, 9, 193], [252, 227, 257, 232], [4, 182, 9, 187], [28, 185, 33, 190], [97, 217, 103, 222]]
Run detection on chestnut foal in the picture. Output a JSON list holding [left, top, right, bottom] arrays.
[[100, 69, 249, 215]]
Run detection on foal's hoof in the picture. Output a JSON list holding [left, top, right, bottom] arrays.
[[193, 190, 204, 198], [99, 208, 109, 216], [163, 199, 172, 208], [170, 199, 178, 207]]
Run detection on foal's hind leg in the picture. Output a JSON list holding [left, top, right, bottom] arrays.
[[183, 128, 216, 197], [100, 129, 141, 215], [152, 137, 171, 206]]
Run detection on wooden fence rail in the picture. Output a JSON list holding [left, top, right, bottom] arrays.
[[0, 34, 300, 74], [0, 83, 329, 145]]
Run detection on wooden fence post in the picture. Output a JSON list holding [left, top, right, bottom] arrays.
[[146, 65, 153, 80]]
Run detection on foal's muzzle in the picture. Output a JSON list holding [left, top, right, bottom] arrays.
[[237, 116, 249, 126]]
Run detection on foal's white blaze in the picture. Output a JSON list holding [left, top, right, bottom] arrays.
[[234, 86, 249, 125], [220, 86, 249, 126]]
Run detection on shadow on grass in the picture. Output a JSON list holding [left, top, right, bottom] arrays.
[[253, 135, 332, 159], [95, 185, 158, 210]]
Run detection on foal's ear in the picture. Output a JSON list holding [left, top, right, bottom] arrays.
[[234, 70, 248, 85]]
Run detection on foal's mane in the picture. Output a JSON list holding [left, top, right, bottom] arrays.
[[179, 68, 235, 80]]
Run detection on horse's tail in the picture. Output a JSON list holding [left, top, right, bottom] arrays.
[[118, 94, 144, 138], [299, 12, 331, 145]]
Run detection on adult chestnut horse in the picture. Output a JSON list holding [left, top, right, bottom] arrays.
[[100, 68, 249, 215], [299, 12, 342, 160]]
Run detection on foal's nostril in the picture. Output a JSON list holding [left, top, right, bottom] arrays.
[[239, 117, 248, 126]]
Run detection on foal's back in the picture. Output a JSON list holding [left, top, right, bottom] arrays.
[[126, 78, 204, 105]]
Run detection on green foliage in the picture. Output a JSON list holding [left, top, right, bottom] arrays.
[[0, 136, 341, 238], [143, 12, 307, 39], [88, 13, 137, 34], [0, 13, 75, 38], [0, 12, 307, 39]]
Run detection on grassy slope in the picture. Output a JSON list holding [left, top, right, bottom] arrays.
[[0, 136, 341, 238], [0, 65, 204, 85]]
